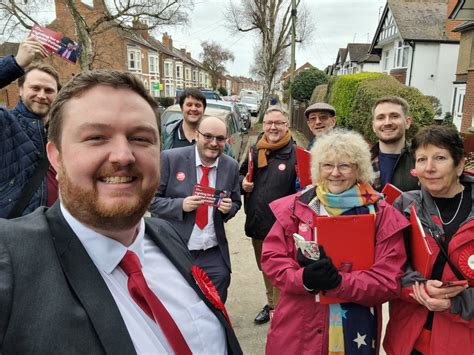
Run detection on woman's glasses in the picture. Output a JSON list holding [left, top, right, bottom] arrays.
[[320, 162, 355, 174]]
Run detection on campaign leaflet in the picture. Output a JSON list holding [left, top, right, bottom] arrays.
[[193, 184, 228, 207], [29, 24, 81, 64]]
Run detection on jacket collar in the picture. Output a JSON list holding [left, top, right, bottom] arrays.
[[12, 100, 43, 121], [370, 141, 410, 160]]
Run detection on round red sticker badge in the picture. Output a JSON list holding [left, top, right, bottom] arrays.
[[176, 172, 185, 181], [278, 163, 286, 171]]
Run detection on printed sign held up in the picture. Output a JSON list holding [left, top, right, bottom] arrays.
[[30, 25, 82, 64]]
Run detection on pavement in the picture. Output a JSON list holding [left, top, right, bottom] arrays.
[[224, 123, 388, 354]]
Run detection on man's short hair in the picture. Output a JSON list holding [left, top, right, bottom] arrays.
[[18, 62, 61, 91], [372, 96, 410, 117], [48, 70, 159, 150], [265, 105, 289, 121], [178, 88, 206, 110]]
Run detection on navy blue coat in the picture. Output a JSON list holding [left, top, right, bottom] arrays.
[[0, 55, 48, 218]]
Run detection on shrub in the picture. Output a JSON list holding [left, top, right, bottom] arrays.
[[218, 87, 228, 96], [350, 75, 434, 143], [290, 68, 328, 103], [156, 97, 174, 108], [310, 84, 328, 104], [328, 72, 384, 128]]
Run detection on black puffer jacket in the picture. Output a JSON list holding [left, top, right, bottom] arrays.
[[239, 140, 297, 240]]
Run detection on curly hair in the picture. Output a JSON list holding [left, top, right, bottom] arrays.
[[310, 129, 374, 185]]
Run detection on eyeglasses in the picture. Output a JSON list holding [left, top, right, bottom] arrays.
[[263, 120, 288, 128], [197, 130, 226, 144], [320, 162, 355, 174], [307, 114, 332, 122]]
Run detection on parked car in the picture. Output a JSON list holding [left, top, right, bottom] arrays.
[[160, 104, 244, 161], [235, 103, 252, 130], [240, 96, 259, 116], [174, 89, 222, 103], [206, 100, 249, 132]]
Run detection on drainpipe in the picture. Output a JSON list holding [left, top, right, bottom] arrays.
[[408, 40, 416, 86]]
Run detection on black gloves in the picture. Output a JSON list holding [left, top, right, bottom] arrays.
[[302, 248, 342, 291]]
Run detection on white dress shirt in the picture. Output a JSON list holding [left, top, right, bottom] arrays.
[[188, 146, 220, 251], [61, 204, 227, 355]]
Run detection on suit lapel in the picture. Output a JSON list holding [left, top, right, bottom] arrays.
[[45, 204, 135, 354]]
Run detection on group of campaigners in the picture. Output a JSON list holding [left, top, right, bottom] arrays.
[[0, 36, 472, 354]]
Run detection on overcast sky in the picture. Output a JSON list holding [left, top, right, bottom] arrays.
[[166, 0, 387, 76], [2, 0, 387, 77]]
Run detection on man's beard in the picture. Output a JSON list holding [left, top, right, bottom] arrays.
[[377, 128, 405, 145], [24, 99, 50, 118], [58, 163, 158, 231]]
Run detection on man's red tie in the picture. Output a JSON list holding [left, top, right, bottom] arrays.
[[195, 165, 210, 229], [119, 250, 192, 355]]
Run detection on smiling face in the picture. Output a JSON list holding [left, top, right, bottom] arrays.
[[319, 156, 359, 194], [19, 69, 58, 119], [47, 85, 160, 231], [182, 96, 205, 125], [263, 110, 289, 144], [414, 144, 465, 197], [306, 111, 336, 138], [372, 102, 412, 144], [195, 116, 227, 166]]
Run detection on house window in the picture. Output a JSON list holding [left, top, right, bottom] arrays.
[[394, 41, 409, 68], [193, 70, 198, 82], [164, 61, 173, 77], [127, 48, 142, 72], [176, 65, 182, 79], [165, 83, 174, 97], [149, 54, 159, 75], [383, 50, 390, 71], [185, 68, 191, 81]]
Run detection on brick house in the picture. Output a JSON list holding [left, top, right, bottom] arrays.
[[0, 42, 20, 108], [449, 0, 474, 131]]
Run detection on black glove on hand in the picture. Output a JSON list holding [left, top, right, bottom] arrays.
[[302, 256, 342, 291], [297, 245, 328, 267]]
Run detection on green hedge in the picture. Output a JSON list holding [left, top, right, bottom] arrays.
[[310, 84, 328, 104], [290, 68, 328, 102], [156, 97, 174, 108], [328, 72, 384, 127], [350, 75, 434, 143]]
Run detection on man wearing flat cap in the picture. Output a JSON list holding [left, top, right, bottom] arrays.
[[304, 102, 336, 150]]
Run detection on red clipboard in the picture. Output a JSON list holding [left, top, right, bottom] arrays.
[[409, 205, 433, 278], [315, 214, 375, 304], [247, 148, 254, 183], [381, 183, 403, 205], [296, 146, 312, 188]]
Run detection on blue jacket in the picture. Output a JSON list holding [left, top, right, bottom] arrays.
[[0, 55, 48, 218]]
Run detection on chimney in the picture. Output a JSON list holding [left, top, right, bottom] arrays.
[[180, 48, 187, 56], [132, 19, 149, 40], [445, 0, 462, 40], [186, 51, 192, 59], [162, 33, 173, 50]]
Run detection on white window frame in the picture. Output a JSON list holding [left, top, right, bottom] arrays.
[[394, 41, 409, 69], [164, 60, 173, 78], [383, 50, 390, 71], [127, 48, 142, 72], [148, 53, 159, 75]]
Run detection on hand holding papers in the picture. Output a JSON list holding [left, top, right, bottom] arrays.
[[192, 185, 228, 207], [293, 233, 320, 261], [29, 25, 82, 64]]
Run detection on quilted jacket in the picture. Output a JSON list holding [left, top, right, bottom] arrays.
[[0, 55, 48, 218]]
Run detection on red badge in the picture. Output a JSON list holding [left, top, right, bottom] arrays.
[[458, 245, 474, 285], [278, 163, 286, 171], [176, 172, 185, 181]]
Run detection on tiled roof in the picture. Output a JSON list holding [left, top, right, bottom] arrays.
[[388, 0, 458, 42], [346, 43, 371, 62]]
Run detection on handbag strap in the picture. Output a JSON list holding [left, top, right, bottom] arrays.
[[7, 157, 50, 219], [430, 228, 466, 281]]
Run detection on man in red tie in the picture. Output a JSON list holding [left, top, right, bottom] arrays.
[[0, 70, 242, 354], [150, 116, 242, 303]]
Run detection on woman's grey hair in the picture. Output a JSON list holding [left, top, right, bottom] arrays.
[[310, 129, 374, 185]]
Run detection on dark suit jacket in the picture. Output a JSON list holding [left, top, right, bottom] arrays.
[[149, 146, 241, 270], [0, 204, 242, 354]]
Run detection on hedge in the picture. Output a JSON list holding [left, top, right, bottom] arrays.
[[350, 75, 434, 143], [290, 68, 328, 102], [328, 72, 384, 127], [310, 84, 328, 104]]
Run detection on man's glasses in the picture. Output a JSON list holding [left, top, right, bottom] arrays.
[[263, 121, 288, 128], [320, 162, 355, 174], [307, 114, 331, 122], [197, 130, 226, 144]]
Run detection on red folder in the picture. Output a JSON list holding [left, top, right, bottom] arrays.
[[296, 146, 312, 188], [247, 148, 254, 183], [381, 183, 403, 205], [314, 214, 375, 304], [409, 205, 433, 278]]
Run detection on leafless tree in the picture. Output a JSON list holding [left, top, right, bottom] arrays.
[[200, 41, 234, 90], [226, 0, 312, 121], [0, 0, 193, 70]]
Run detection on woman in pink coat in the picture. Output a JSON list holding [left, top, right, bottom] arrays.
[[261, 129, 409, 355]]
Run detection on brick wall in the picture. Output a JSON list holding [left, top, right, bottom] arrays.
[[390, 68, 407, 85], [461, 68, 474, 131], [445, 0, 462, 40]]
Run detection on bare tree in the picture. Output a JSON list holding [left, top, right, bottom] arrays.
[[226, 0, 312, 121], [0, 0, 193, 70], [200, 41, 234, 90]]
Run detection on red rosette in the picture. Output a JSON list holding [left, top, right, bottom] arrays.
[[191, 265, 232, 327], [458, 245, 474, 286]]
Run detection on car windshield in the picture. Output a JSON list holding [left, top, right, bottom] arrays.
[[241, 96, 257, 105], [207, 103, 231, 111]]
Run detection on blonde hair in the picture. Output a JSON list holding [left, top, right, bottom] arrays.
[[310, 129, 374, 185]]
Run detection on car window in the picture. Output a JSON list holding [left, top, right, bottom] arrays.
[[226, 113, 238, 135], [207, 103, 231, 112], [241, 97, 258, 105], [162, 111, 182, 128]]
